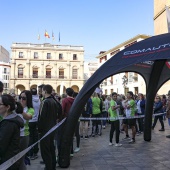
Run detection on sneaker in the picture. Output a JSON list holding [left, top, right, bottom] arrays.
[[136, 132, 140, 136], [109, 142, 113, 146], [70, 154, 74, 157], [122, 136, 130, 140], [115, 143, 122, 147], [120, 130, 124, 134], [40, 160, 45, 164], [166, 135, 170, 138], [74, 147, 80, 153], [56, 156, 58, 163], [30, 154, 38, 160], [159, 129, 165, 131], [103, 126, 106, 129], [92, 134, 95, 137], [98, 132, 102, 136], [80, 135, 83, 139], [84, 135, 89, 139], [129, 139, 135, 144]]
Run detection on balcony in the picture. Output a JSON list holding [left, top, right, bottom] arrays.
[[72, 76, 77, 79], [11, 75, 70, 79], [32, 74, 38, 78], [46, 75, 51, 78], [133, 76, 138, 82], [18, 75, 24, 78], [104, 82, 107, 86]]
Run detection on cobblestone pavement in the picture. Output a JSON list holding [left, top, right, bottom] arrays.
[[28, 120, 170, 170]]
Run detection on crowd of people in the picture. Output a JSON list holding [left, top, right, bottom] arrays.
[[0, 80, 170, 170]]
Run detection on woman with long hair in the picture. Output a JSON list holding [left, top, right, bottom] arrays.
[[19, 90, 34, 170], [0, 94, 24, 170]]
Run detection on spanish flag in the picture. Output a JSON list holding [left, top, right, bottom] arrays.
[[44, 30, 50, 38]]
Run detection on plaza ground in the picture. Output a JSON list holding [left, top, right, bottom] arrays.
[[29, 120, 170, 170]]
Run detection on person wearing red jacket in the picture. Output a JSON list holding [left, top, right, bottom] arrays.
[[61, 88, 74, 156], [62, 88, 74, 118]]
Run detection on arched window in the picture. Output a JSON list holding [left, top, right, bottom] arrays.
[[18, 64, 24, 78], [46, 65, 52, 78], [72, 66, 78, 79], [32, 66, 38, 78], [59, 66, 64, 79]]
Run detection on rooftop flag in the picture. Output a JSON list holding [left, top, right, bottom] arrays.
[[44, 30, 50, 38], [38, 34, 40, 40], [166, 6, 170, 33], [52, 31, 55, 40]]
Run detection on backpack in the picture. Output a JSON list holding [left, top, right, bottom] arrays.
[[51, 95, 62, 121]]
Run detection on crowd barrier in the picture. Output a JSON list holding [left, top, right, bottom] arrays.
[[0, 112, 165, 170], [0, 118, 66, 170], [79, 112, 165, 120]]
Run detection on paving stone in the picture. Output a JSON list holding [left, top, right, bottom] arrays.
[[27, 121, 170, 170]]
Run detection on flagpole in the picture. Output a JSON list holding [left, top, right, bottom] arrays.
[[59, 31, 60, 44], [44, 29, 46, 43]]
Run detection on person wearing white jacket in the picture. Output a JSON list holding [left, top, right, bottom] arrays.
[[28, 88, 40, 160]]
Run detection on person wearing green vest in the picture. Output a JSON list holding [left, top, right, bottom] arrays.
[[92, 92, 102, 137], [108, 92, 122, 147], [123, 91, 136, 144]]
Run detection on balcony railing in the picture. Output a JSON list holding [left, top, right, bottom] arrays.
[[11, 75, 82, 80], [32, 74, 38, 78], [72, 76, 77, 79], [18, 75, 23, 78], [72, 76, 81, 79]]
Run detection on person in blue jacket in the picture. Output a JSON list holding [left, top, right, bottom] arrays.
[[152, 96, 165, 131], [136, 93, 145, 133]]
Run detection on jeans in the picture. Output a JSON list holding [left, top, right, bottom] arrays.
[[135, 114, 144, 132], [168, 118, 170, 126], [28, 122, 39, 156], [71, 122, 80, 153], [92, 113, 102, 135], [19, 136, 29, 170], [102, 111, 107, 126], [152, 115, 164, 129], [110, 120, 120, 143]]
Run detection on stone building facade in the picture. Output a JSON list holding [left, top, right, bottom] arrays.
[[154, 0, 170, 94], [154, 0, 170, 35], [10, 43, 84, 94], [0, 46, 10, 93], [96, 35, 150, 95]]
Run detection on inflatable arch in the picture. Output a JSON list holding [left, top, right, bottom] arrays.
[[59, 33, 170, 167]]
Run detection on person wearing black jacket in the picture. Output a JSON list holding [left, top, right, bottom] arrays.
[[38, 85, 59, 170], [0, 94, 24, 170]]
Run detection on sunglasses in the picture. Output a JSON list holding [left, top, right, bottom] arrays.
[[20, 96, 27, 100]]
